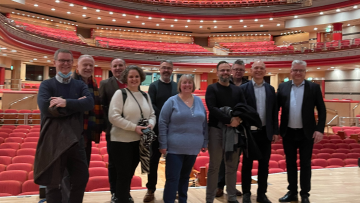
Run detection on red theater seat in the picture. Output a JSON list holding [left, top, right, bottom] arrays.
[[28, 171, 34, 180], [349, 143, 360, 149], [131, 176, 144, 189], [89, 167, 108, 177], [329, 139, 343, 144], [319, 148, 335, 154], [335, 149, 349, 154], [16, 125, 31, 130], [198, 151, 209, 157], [91, 154, 103, 161], [236, 171, 242, 183], [0, 164, 5, 172], [269, 168, 284, 174], [16, 149, 36, 156], [336, 143, 349, 149], [102, 154, 108, 162], [89, 161, 106, 168], [0, 180, 22, 196], [0, 132, 9, 139], [100, 147, 107, 155], [343, 139, 357, 144], [6, 163, 33, 172], [19, 180, 39, 195], [346, 153, 360, 159], [12, 129, 29, 134], [4, 137, 23, 143], [26, 132, 40, 137], [1, 125, 16, 130], [344, 159, 358, 167], [86, 176, 110, 192], [20, 142, 37, 149], [270, 154, 284, 162], [9, 133, 26, 138], [323, 143, 336, 149], [271, 144, 283, 150], [24, 137, 39, 142], [311, 159, 327, 168], [316, 153, 331, 160], [269, 160, 279, 169], [278, 160, 286, 171], [12, 155, 35, 164], [193, 156, 209, 171], [326, 158, 344, 168], [330, 153, 346, 160], [0, 170, 28, 182], [0, 129, 13, 134], [0, 143, 20, 150], [0, 156, 12, 165], [91, 147, 99, 154], [0, 149, 17, 157]]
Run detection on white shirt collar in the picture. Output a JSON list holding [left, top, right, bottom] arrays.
[[252, 78, 265, 87], [55, 74, 71, 84], [292, 80, 305, 87]]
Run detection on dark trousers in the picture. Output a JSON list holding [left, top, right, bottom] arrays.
[[217, 157, 240, 190], [241, 127, 272, 195], [146, 138, 162, 191], [106, 131, 117, 194], [110, 140, 140, 202], [283, 128, 314, 197], [46, 137, 89, 203], [163, 154, 197, 203]]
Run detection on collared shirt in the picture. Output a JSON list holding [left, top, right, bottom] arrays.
[[252, 79, 266, 126], [159, 77, 171, 83], [288, 80, 305, 128], [55, 74, 71, 84]]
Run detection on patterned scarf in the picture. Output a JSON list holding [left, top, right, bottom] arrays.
[[73, 72, 103, 143]]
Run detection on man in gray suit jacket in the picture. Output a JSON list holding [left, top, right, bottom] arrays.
[[99, 58, 127, 203]]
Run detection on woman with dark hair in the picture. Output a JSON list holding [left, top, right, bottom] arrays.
[[108, 65, 156, 203]]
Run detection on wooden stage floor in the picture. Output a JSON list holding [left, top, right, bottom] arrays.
[[1, 167, 359, 203]]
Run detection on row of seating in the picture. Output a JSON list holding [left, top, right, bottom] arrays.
[[220, 41, 275, 47], [96, 37, 212, 55], [0, 110, 40, 125], [14, 21, 85, 45], [128, 0, 288, 7], [0, 132, 40, 139]]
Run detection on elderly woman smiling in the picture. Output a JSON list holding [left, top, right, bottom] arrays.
[[158, 74, 208, 203]]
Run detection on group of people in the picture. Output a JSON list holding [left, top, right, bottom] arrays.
[[33, 48, 326, 203]]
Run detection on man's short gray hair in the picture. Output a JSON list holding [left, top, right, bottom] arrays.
[[292, 60, 307, 68], [160, 60, 173, 67], [77, 55, 94, 65], [111, 58, 126, 67], [54, 49, 73, 60]]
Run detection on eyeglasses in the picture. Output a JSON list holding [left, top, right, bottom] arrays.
[[57, 59, 73, 64], [292, 69, 306, 73], [160, 67, 173, 70], [232, 68, 245, 72]]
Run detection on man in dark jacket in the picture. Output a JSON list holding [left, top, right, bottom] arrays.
[[277, 60, 326, 203], [99, 58, 127, 202], [240, 60, 279, 203], [34, 49, 94, 203]]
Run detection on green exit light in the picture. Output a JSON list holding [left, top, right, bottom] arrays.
[[11, 66, 13, 70], [326, 28, 331, 32]]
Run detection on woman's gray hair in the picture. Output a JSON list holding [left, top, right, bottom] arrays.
[[292, 60, 307, 68], [77, 55, 94, 65]]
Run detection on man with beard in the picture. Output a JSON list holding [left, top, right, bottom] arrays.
[[143, 60, 178, 202], [99, 58, 127, 202], [230, 59, 249, 86], [206, 61, 246, 203]]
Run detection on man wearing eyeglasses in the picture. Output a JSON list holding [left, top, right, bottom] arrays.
[[230, 59, 249, 87], [34, 49, 94, 203], [277, 60, 326, 203], [143, 60, 178, 202]]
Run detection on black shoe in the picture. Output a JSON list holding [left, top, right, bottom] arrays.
[[110, 193, 117, 203], [236, 189, 243, 196], [243, 193, 251, 203], [278, 191, 298, 202], [301, 196, 310, 203], [257, 194, 271, 203], [128, 197, 134, 203], [228, 200, 239, 203]]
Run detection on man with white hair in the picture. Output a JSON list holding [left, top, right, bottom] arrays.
[[240, 60, 279, 203], [277, 60, 326, 203]]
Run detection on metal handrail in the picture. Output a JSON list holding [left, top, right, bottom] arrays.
[[8, 95, 35, 109], [1, 113, 40, 125], [326, 108, 339, 126], [352, 102, 360, 117], [77, 34, 87, 44]]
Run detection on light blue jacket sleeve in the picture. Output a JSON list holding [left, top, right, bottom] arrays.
[[158, 97, 174, 150]]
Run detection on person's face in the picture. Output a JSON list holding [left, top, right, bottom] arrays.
[[217, 63, 231, 83], [159, 62, 173, 80], [231, 64, 245, 79], [111, 59, 125, 78], [77, 57, 94, 79], [250, 64, 266, 80], [290, 64, 306, 81], [54, 53, 73, 75], [127, 69, 141, 89], [180, 79, 194, 93]]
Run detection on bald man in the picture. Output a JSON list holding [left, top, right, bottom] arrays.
[[240, 60, 279, 203]]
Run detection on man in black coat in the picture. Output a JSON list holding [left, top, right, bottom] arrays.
[[277, 60, 326, 203], [240, 60, 279, 203]]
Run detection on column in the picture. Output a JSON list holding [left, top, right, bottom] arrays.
[[11, 60, 21, 90], [333, 23, 343, 41], [0, 67, 5, 86], [102, 69, 109, 80], [200, 73, 208, 90], [20, 63, 26, 81], [43, 66, 49, 80], [173, 74, 177, 82], [94, 67, 102, 87], [317, 32, 322, 43], [194, 74, 200, 90]]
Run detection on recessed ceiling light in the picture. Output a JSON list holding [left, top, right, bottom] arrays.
[[199, 26, 202, 28], [51, 20, 53, 21], [229, 26, 232, 28], [240, 19, 243, 22], [156, 24, 159, 26], [174, 19, 178, 21], [127, 21, 130, 23], [320, 12, 324, 15], [314, 27, 318, 30], [51, 8, 55, 11], [122, 14, 126, 16], [33, 58, 37, 60], [244, 25, 247, 28], [29, 60, 33, 62], [185, 25, 188, 28], [95, 9, 100, 12], [294, 16, 298, 18], [70, 4, 74, 6], [277, 24, 281, 26], [112, 19, 116, 22], [97, 17, 101, 19], [44, 56, 48, 58], [148, 17, 152, 19], [47, 60, 51, 62], [2, 54, 7, 56], [67, 12, 71, 14], [83, 7, 87, 9], [187, 20, 190, 22], [136, 16, 139, 18], [42, 18, 44, 19], [317, 67, 321, 69], [213, 20, 217, 23], [336, 9, 340, 12], [200, 20, 203, 22], [142, 23, 145, 25], [348, 24, 351, 26], [55, 0, 60, 3], [331, 67, 335, 68], [11, 50, 17, 52], [34, 4, 38, 7], [161, 18, 165, 21], [354, 5, 358, 9], [109, 12, 113, 14], [214, 26, 217, 28], [82, 14, 86, 17], [254, 19, 258, 21], [269, 18, 273, 20], [279, 69, 281, 70], [171, 25, 174, 27], [260, 25, 263, 27]]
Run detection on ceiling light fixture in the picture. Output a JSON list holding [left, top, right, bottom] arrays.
[[320, 12, 324, 15], [277, 24, 280, 26], [187, 20, 190, 22], [354, 5, 358, 9], [96, 9, 100, 12], [200, 20, 203, 22], [136, 16, 139, 18], [109, 12, 113, 14], [185, 25, 188, 28], [240, 19, 243, 22], [244, 25, 247, 28], [174, 19, 178, 21], [82, 14, 86, 17], [199, 26, 202, 28], [83, 7, 87, 9], [294, 16, 298, 18], [70, 4, 74, 6], [213, 20, 217, 23], [51, 8, 55, 11], [254, 19, 258, 21], [127, 21, 130, 23], [112, 19, 116, 22], [260, 25, 263, 27], [214, 26, 217, 28], [67, 12, 71, 14], [122, 14, 126, 16], [269, 18, 273, 20], [229, 26, 232, 28], [98, 17, 101, 19], [161, 18, 165, 21], [314, 27, 318, 30], [156, 24, 159, 26], [55, 0, 60, 3], [34, 4, 38, 7], [171, 25, 174, 27], [148, 17, 152, 19], [142, 23, 145, 25], [336, 9, 340, 12]]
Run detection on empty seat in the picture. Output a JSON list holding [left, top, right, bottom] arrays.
[[0, 164, 5, 172], [0, 156, 12, 165], [89, 161, 106, 168], [0, 180, 22, 196], [103, 154, 108, 162], [330, 153, 347, 160], [329, 139, 343, 144], [0, 129, 13, 134], [29, 129, 40, 133], [193, 156, 210, 171], [351, 149, 360, 153], [12, 155, 35, 164], [0, 149, 17, 157], [0, 170, 28, 182], [100, 147, 107, 155], [349, 143, 360, 149], [0, 143, 20, 150], [346, 153, 360, 159], [271, 144, 283, 150], [198, 151, 209, 157], [91, 147, 99, 154], [269, 168, 284, 174], [4, 137, 23, 143], [24, 137, 39, 142], [12, 129, 29, 134], [16, 148, 36, 156], [20, 142, 37, 149], [1, 125, 16, 130], [336, 143, 349, 149], [9, 133, 26, 138], [344, 159, 358, 167], [131, 176, 144, 189], [26, 132, 40, 137], [270, 154, 284, 162], [335, 149, 350, 154], [311, 159, 328, 168], [6, 163, 33, 172], [275, 149, 285, 156], [323, 143, 336, 149], [268, 160, 279, 169], [89, 167, 108, 177], [91, 154, 103, 161], [0, 132, 9, 139], [16, 125, 32, 130], [86, 176, 110, 192], [316, 153, 331, 160], [319, 148, 335, 154], [19, 180, 39, 195], [278, 160, 286, 171], [326, 158, 344, 168], [343, 139, 357, 144], [313, 144, 323, 150], [28, 171, 34, 180]]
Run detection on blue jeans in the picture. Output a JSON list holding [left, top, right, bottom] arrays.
[[163, 154, 197, 203]]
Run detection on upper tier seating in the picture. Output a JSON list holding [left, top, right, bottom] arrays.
[[219, 41, 295, 55], [14, 21, 85, 45], [96, 37, 212, 55], [127, 0, 289, 7]]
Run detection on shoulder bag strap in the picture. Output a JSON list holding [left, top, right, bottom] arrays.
[[126, 88, 144, 119]]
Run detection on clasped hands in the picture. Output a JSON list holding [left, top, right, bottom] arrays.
[[49, 96, 87, 108], [226, 117, 242, 128]]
